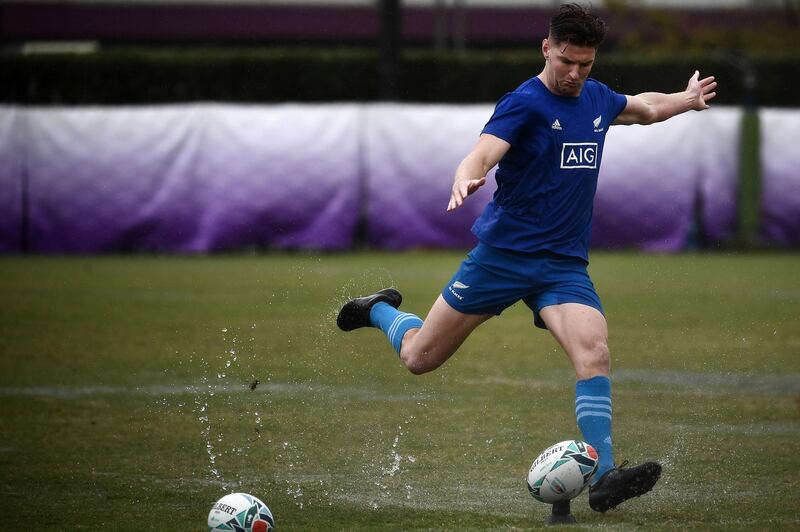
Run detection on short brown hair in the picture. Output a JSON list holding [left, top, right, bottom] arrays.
[[549, 3, 607, 48]]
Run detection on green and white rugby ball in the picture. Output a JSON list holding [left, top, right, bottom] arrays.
[[526, 440, 599, 503]]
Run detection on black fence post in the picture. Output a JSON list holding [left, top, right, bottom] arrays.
[[378, 0, 402, 100]]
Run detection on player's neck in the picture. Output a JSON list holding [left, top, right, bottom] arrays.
[[537, 72, 564, 97], [537, 72, 556, 94]]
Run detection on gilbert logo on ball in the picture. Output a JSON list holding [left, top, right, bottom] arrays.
[[208, 492, 275, 532], [527, 440, 599, 503]]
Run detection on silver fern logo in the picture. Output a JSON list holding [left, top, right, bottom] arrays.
[[448, 280, 469, 300]]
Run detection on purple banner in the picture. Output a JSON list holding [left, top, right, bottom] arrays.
[[0, 108, 22, 252], [760, 108, 800, 246], [595, 108, 741, 250], [697, 108, 741, 243], [22, 104, 360, 252], [365, 105, 741, 252], [26, 106, 205, 252], [364, 104, 495, 249], [0, 104, 781, 254], [593, 120, 695, 251], [193, 105, 361, 251]]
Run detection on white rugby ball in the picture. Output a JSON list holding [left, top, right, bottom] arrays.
[[208, 492, 275, 532], [526, 440, 598, 503]]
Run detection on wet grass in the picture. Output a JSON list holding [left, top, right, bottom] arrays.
[[1, 252, 799, 530]]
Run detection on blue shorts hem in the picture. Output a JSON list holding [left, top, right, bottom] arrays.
[[443, 242, 604, 328], [532, 297, 605, 330], [441, 285, 503, 316]]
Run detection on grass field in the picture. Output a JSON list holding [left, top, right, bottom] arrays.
[[1, 251, 799, 530]]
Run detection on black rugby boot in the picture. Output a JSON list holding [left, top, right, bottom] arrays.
[[589, 461, 662, 513], [336, 288, 402, 331]]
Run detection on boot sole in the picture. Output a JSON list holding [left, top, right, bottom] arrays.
[[589, 462, 662, 512]]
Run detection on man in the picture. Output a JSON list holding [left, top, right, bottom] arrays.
[[337, 3, 716, 513]]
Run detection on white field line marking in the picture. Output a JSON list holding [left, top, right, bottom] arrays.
[[663, 421, 800, 435], [0, 382, 428, 402], [612, 369, 800, 395], [2, 370, 796, 399], [465, 370, 800, 395]]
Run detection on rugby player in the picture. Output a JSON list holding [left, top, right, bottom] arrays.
[[338, 2, 716, 512]]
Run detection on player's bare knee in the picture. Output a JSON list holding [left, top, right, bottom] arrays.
[[585, 337, 610, 374], [400, 340, 446, 375], [406, 359, 433, 375], [400, 348, 433, 375]]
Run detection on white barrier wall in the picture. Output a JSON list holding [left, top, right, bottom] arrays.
[[363, 104, 495, 249], [597, 107, 741, 250], [0, 108, 22, 252], [0, 104, 790, 253], [19, 104, 361, 252], [760, 108, 800, 246]]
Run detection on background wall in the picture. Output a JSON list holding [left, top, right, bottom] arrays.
[[0, 104, 779, 253]]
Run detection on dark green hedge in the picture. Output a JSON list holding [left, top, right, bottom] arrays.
[[1, 47, 797, 106]]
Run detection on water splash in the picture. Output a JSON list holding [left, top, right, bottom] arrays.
[[369, 414, 419, 508], [156, 326, 273, 489]]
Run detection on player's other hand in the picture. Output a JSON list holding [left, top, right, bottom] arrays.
[[687, 70, 717, 111], [447, 177, 486, 211]]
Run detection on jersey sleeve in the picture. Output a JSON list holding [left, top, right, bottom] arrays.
[[481, 92, 532, 146], [605, 85, 628, 123]]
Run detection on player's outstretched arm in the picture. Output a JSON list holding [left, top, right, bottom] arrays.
[[447, 133, 510, 212], [612, 70, 718, 126]]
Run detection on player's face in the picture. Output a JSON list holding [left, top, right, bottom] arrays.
[[541, 38, 596, 97]]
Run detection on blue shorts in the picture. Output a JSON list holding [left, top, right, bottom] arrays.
[[441, 242, 603, 329]]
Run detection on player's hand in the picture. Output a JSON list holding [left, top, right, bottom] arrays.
[[447, 177, 486, 211], [687, 70, 717, 111]]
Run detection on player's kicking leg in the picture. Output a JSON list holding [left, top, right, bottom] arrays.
[[540, 302, 661, 512], [337, 289, 490, 374]]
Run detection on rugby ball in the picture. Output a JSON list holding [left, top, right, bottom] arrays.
[[526, 440, 598, 503], [208, 492, 275, 532]]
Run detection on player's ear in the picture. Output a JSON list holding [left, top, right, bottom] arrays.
[[542, 38, 550, 61]]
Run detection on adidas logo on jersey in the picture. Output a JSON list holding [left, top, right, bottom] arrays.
[[551, 119, 562, 130]]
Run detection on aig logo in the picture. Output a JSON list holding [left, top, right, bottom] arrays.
[[561, 142, 598, 169]]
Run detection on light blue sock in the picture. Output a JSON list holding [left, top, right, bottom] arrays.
[[369, 302, 423, 355], [575, 375, 615, 483]]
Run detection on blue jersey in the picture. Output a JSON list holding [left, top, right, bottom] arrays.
[[472, 76, 627, 261]]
